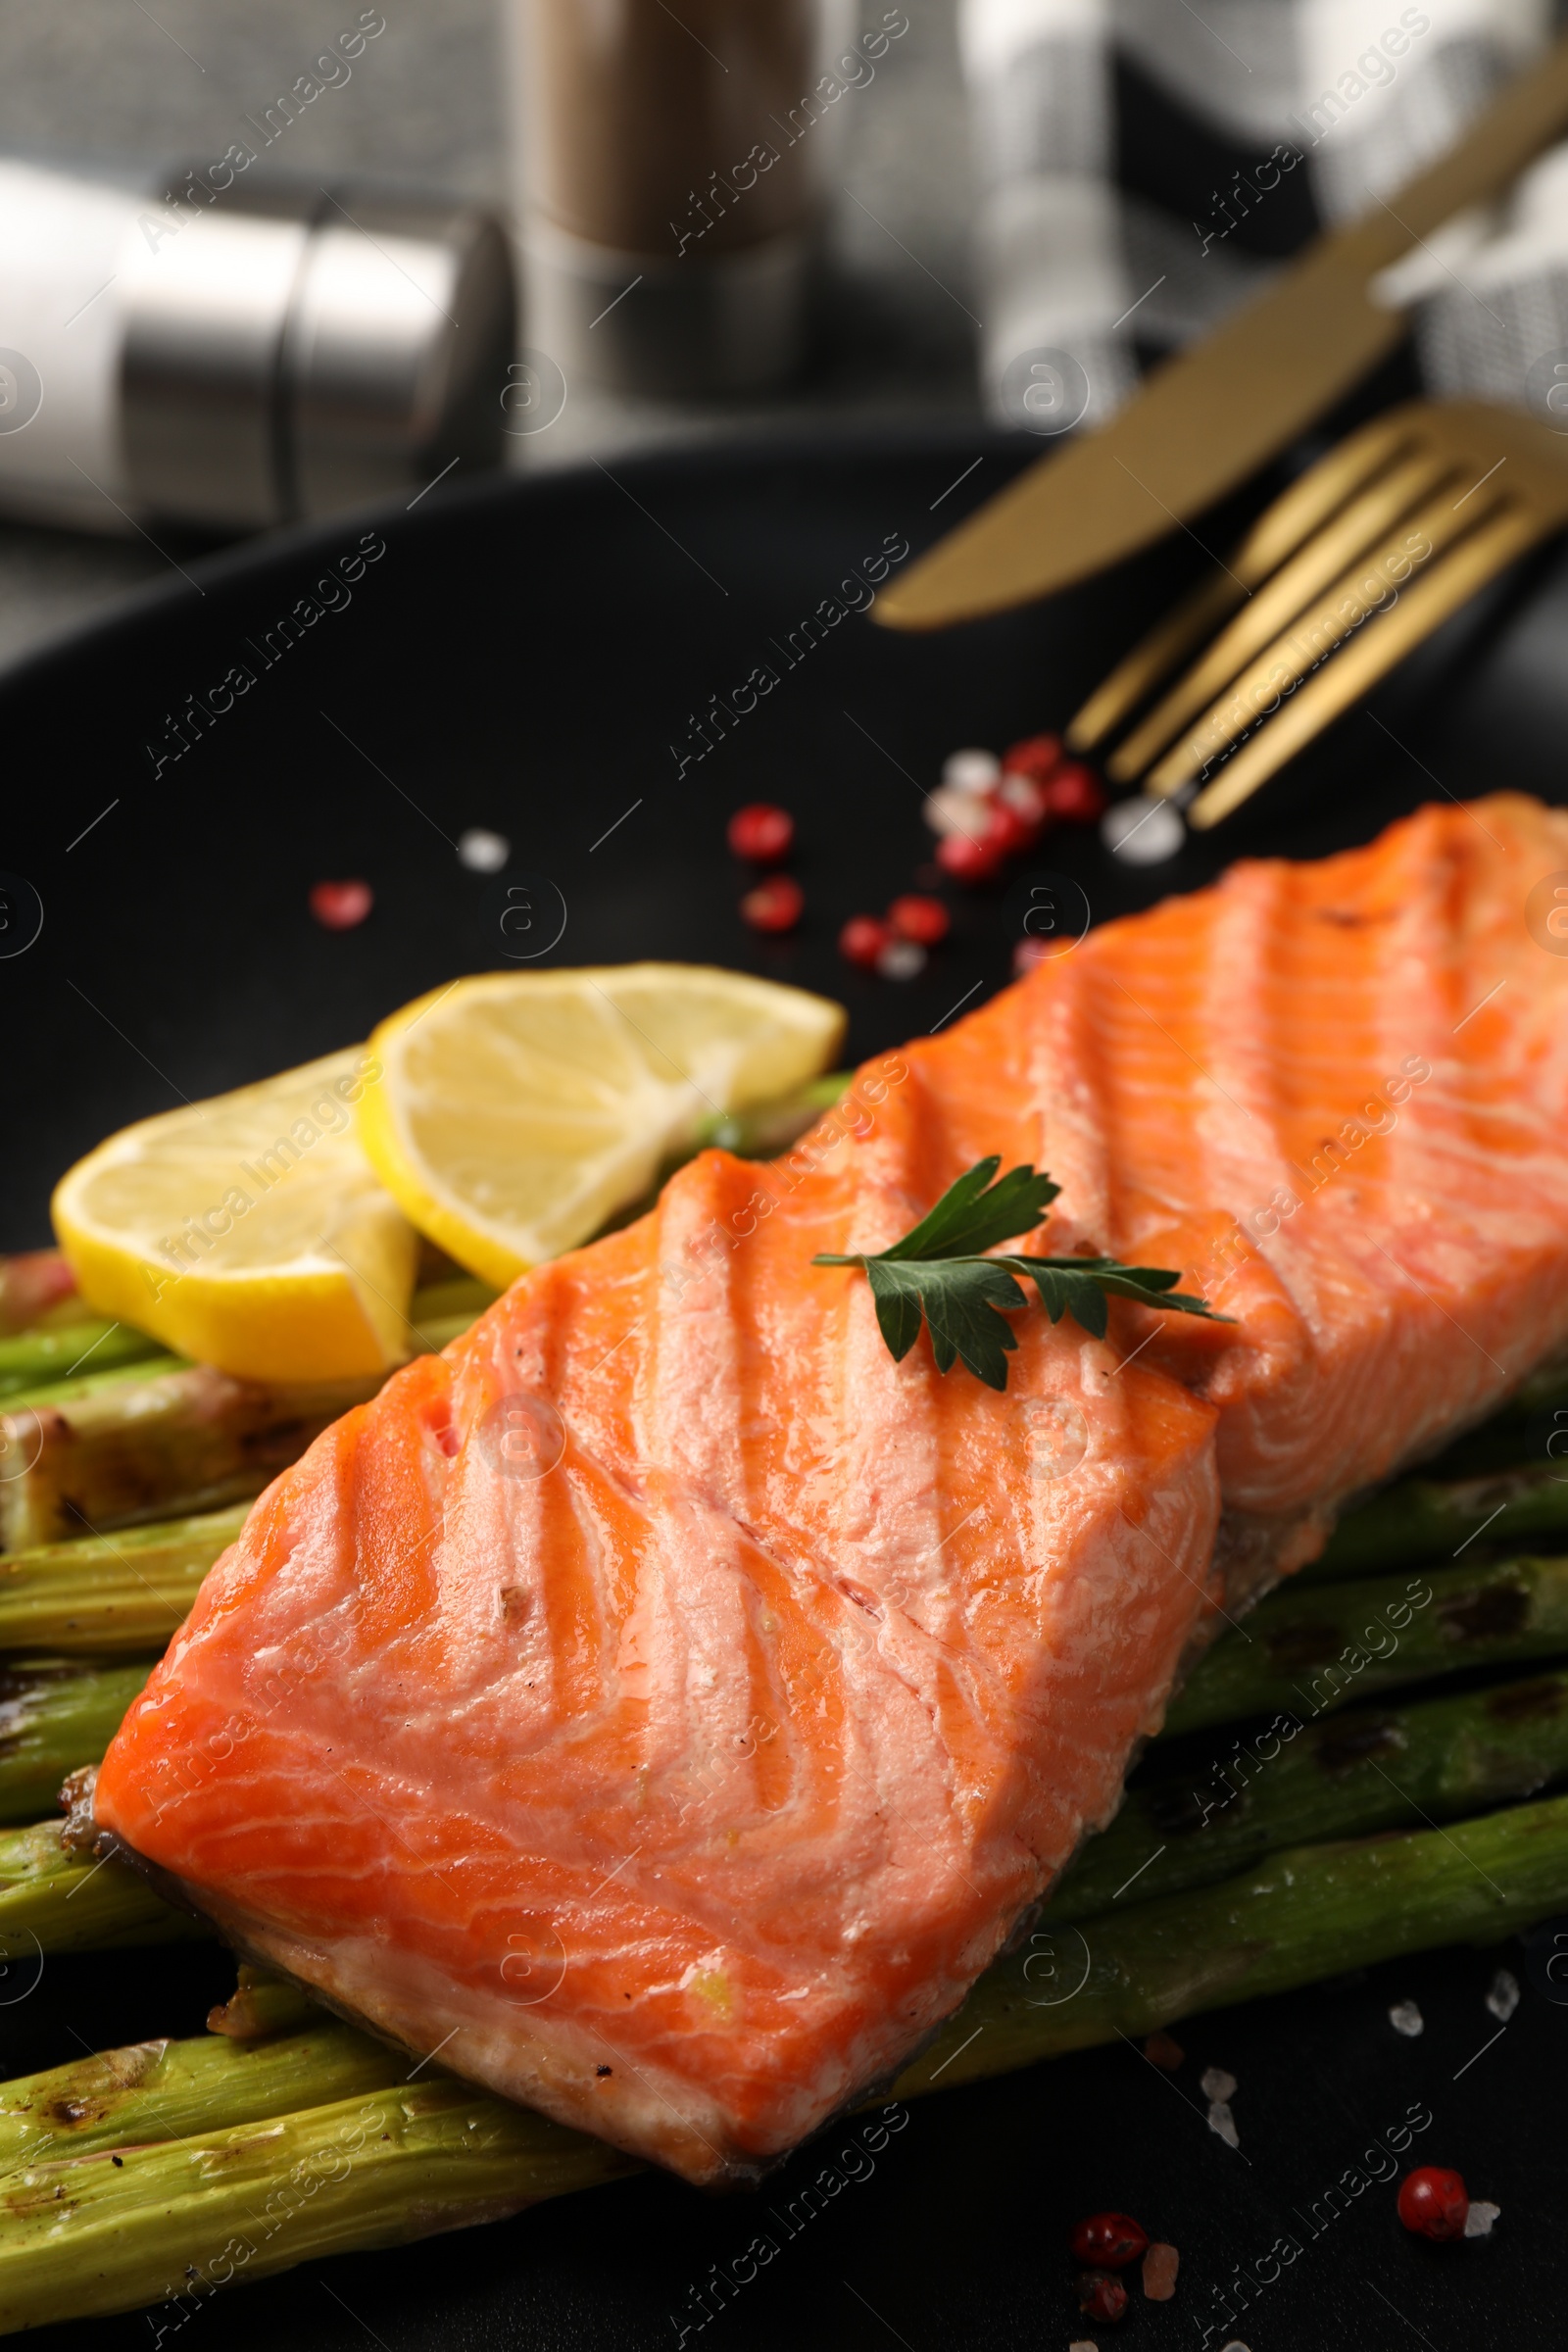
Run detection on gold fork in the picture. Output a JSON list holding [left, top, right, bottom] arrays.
[[1065, 399, 1568, 831]]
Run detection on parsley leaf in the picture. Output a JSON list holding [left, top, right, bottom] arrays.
[[813, 1155, 1230, 1390]]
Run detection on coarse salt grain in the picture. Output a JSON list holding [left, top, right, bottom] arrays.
[[1206, 2100, 1239, 2148], [1200, 2067, 1236, 2103], [1486, 1969, 1520, 2022], [1463, 2200, 1501, 2237], [942, 748, 1001, 795], [458, 827, 510, 871], [1068, 2340, 1099, 2351], [1389, 1999, 1424, 2036], [923, 783, 992, 842], [877, 939, 928, 981], [1142, 2242, 1179, 2300], [1102, 794, 1184, 865]]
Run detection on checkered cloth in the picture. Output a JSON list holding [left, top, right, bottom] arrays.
[[963, 0, 1568, 434]]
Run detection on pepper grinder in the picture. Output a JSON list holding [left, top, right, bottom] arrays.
[[507, 0, 861, 397]]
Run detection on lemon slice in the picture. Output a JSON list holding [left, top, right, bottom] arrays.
[[358, 964, 847, 1285], [53, 1049, 418, 1382]]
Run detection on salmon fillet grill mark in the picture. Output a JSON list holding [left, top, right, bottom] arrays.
[[93, 792, 1568, 2184]]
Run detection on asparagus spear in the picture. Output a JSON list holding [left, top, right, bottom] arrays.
[[0, 2075, 637, 2333], [1309, 1458, 1568, 1580], [1046, 1667, 1568, 1920], [406, 1273, 497, 1354], [0, 1663, 153, 1825], [0, 1322, 163, 1404], [0, 1275, 508, 1553], [6, 1791, 1568, 2331], [0, 1820, 204, 1955], [1166, 1553, 1568, 1735], [696, 1070, 851, 1156], [0, 1506, 248, 1654], [0, 2007, 405, 2177], [1, 1353, 188, 1416], [903, 1784, 1568, 2095], [0, 1365, 384, 1552]]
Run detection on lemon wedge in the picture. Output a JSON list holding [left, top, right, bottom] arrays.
[[52, 1049, 418, 1382], [358, 964, 847, 1285]]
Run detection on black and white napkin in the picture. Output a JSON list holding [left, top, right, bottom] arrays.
[[961, 0, 1568, 433]]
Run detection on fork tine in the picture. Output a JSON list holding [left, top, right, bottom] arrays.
[[1145, 480, 1517, 799], [1186, 504, 1545, 828], [1065, 410, 1421, 753], [1108, 449, 1456, 783], [1065, 572, 1246, 754]]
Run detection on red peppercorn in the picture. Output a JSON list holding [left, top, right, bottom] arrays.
[[727, 803, 795, 863], [887, 894, 950, 946], [1077, 2272, 1129, 2324], [1046, 762, 1108, 824], [1070, 2213, 1150, 2270], [839, 914, 891, 968], [980, 802, 1032, 860], [740, 874, 804, 934], [1002, 731, 1062, 784], [936, 830, 1004, 884], [309, 879, 373, 930], [1397, 2167, 1469, 2242]]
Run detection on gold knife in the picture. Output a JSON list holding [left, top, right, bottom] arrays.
[[874, 31, 1568, 632]]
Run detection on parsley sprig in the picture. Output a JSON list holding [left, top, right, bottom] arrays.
[[812, 1157, 1228, 1391]]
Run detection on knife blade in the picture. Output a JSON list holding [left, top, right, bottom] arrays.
[[874, 31, 1568, 631]]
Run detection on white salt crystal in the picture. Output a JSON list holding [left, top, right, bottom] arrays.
[[1389, 2000, 1424, 2036], [923, 783, 991, 840], [1068, 2341, 1099, 2351], [458, 828, 510, 872], [1200, 2066, 1237, 2103], [1463, 2200, 1500, 2238], [943, 748, 1001, 795], [1486, 1969, 1520, 2023], [877, 940, 928, 981], [1206, 2099, 1240, 2147], [1102, 794, 1185, 865]]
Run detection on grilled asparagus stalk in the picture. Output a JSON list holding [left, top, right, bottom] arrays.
[[0, 2075, 637, 2333], [1166, 1552, 1568, 1735], [0, 1366, 384, 1552], [1047, 1666, 1568, 1919], [0, 1663, 154, 1825], [1310, 1458, 1568, 1579], [906, 1785, 1568, 2094], [0, 1507, 248, 1653], [0, 2001, 403, 2176], [0, 1819, 203, 1955], [5, 1791, 1567, 2330], [0, 1277, 503, 1553], [0, 1322, 163, 1403]]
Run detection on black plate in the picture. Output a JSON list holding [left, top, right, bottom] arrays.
[[3, 433, 1567, 2350]]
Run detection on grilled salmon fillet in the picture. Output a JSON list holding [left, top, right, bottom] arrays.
[[94, 792, 1568, 2184], [1008, 791, 1568, 1563]]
